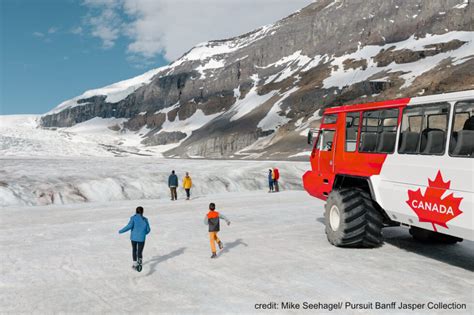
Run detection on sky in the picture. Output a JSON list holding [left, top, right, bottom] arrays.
[[0, 0, 313, 115]]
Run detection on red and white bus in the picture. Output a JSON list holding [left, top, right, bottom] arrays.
[[303, 90, 473, 247]]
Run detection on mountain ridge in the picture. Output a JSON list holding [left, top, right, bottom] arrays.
[[40, 0, 474, 159]]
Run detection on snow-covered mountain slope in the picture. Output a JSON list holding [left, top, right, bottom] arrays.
[[0, 115, 161, 157], [39, 0, 474, 159], [46, 67, 172, 115]]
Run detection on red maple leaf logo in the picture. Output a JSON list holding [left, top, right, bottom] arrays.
[[406, 171, 463, 232]]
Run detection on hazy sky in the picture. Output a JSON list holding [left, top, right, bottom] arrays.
[[0, 0, 313, 115]]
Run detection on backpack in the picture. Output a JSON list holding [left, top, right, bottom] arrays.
[[273, 168, 280, 180]]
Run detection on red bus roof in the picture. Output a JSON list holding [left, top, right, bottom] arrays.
[[324, 97, 411, 114]]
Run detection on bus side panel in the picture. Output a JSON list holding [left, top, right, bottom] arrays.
[[372, 155, 474, 240]]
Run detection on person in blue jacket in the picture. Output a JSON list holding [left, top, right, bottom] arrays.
[[119, 206, 151, 268], [268, 169, 274, 193]]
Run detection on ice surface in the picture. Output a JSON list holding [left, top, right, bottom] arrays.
[[0, 157, 307, 207], [1, 189, 472, 313]]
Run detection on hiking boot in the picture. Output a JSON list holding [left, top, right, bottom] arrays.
[[210, 253, 217, 259], [218, 241, 224, 250], [137, 258, 142, 265]]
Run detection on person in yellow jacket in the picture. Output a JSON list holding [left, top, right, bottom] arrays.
[[183, 172, 193, 200]]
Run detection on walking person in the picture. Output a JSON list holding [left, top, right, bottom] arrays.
[[168, 170, 178, 200], [273, 167, 280, 192], [183, 172, 193, 200], [268, 169, 274, 193], [204, 202, 230, 259], [118, 206, 151, 272]]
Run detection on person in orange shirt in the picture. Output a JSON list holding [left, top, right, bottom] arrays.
[[204, 202, 230, 258]]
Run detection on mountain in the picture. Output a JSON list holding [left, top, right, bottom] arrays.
[[40, 0, 474, 160]]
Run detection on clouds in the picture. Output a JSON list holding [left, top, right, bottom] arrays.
[[32, 26, 59, 43], [80, 0, 313, 62], [70, 26, 83, 35], [81, 0, 123, 49], [33, 31, 45, 38]]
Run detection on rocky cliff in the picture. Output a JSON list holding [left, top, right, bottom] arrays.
[[41, 0, 474, 159]]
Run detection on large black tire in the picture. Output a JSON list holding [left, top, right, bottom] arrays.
[[409, 227, 463, 244], [324, 188, 383, 248]]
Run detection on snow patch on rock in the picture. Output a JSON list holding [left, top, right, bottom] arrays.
[[323, 31, 474, 89], [258, 87, 299, 131], [229, 75, 276, 122]]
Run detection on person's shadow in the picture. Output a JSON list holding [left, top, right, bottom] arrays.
[[144, 247, 186, 276], [220, 238, 248, 256]]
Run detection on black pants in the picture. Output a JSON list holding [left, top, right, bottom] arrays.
[[185, 188, 190, 198], [170, 187, 177, 200], [131, 240, 145, 261]]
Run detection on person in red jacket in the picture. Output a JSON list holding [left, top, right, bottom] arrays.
[[204, 202, 230, 258], [272, 168, 280, 192]]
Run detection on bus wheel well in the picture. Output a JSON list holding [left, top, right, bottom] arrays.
[[333, 175, 373, 197], [332, 175, 391, 224]]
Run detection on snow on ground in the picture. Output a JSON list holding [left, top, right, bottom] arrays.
[[1, 190, 472, 313], [0, 157, 306, 207]]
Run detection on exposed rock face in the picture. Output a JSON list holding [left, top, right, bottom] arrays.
[[141, 131, 187, 146], [41, 0, 474, 159], [373, 39, 467, 66]]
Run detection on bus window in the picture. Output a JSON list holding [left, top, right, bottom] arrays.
[[359, 109, 398, 153], [449, 100, 474, 158], [398, 102, 450, 155], [317, 130, 335, 151], [345, 112, 360, 152]]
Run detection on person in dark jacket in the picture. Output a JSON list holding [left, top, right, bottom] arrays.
[[204, 202, 230, 259], [268, 169, 274, 193], [119, 206, 151, 268], [168, 170, 179, 200]]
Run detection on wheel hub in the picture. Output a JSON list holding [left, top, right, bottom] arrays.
[[329, 205, 341, 231]]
